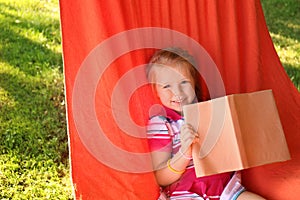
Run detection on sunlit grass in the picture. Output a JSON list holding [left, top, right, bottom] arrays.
[[0, 0, 72, 199], [261, 0, 300, 90], [270, 32, 300, 88]]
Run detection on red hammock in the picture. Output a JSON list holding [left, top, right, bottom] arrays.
[[59, 0, 300, 199]]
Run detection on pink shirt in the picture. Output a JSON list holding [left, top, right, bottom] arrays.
[[147, 107, 231, 199]]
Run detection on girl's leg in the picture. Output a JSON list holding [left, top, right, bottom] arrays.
[[237, 191, 266, 200]]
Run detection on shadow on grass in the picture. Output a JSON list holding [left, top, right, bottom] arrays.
[[261, 0, 300, 90], [282, 63, 300, 90], [0, 70, 68, 165], [0, 2, 63, 76], [0, 2, 68, 164], [261, 0, 300, 42], [0, 81, 69, 165]]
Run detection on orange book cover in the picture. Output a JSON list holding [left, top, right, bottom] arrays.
[[183, 90, 290, 177]]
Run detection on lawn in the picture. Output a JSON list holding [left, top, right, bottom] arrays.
[[261, 0, 300, 90], [0, 0, 299, 199], [0, 0, 71, 199]]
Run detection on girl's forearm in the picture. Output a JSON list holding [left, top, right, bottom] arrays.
[[154, 148, 192, 186]]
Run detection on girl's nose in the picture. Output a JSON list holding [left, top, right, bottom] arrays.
[[172, 85, 183, 97]]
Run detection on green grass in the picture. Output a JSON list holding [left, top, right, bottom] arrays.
[[261, 0, 300, 90], [0, 0, 299, 199], [0, 0, 72, 199]]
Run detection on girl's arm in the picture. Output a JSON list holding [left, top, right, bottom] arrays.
[[151, 148, 191, 186], [237, 191, 266, 200], [151, 123, 197, 186]]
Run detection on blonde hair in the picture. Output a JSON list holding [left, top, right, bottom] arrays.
[[147, 47, 202, 101]]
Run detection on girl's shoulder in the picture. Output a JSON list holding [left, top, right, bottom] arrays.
[[147, 115, 169, 133], [149, 115, 168, 122], [148, 115, 169, 126]]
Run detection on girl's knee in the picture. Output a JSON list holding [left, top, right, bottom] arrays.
[[236, 191, 266, 200]]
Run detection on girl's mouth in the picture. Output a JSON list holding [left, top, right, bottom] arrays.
[[171, 98, 184, 106], [172, 100, 181, 103]]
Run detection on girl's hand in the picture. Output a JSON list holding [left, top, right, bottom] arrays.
[[180, 123, 199, 154]]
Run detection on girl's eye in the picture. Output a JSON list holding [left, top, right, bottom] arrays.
[[162, 84, 170, 89], [181, 80, 189, 84]]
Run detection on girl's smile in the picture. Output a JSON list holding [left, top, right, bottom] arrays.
[[151, 64, 197, 113]]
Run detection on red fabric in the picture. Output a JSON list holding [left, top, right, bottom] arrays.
[[59, 0, 300, 199]]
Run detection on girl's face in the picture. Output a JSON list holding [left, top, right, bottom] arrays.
[[152, 64, 196, 113]]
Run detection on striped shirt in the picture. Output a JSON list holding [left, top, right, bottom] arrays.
[[147, 115, 194, 169], [146, 107, 231, 199]]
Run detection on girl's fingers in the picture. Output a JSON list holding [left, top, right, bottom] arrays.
[[181, 127, 198, 139], [181, 123, 194, 130], [181, 124, 197, 134], [182, 133, 199, 145], [180, 123, 200, 146], [193, 136, 200, 144]]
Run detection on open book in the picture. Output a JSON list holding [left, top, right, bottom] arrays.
[[183, 90, 290, 177]]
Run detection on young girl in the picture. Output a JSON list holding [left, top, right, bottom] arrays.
[[146, 48, 265, 200]]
